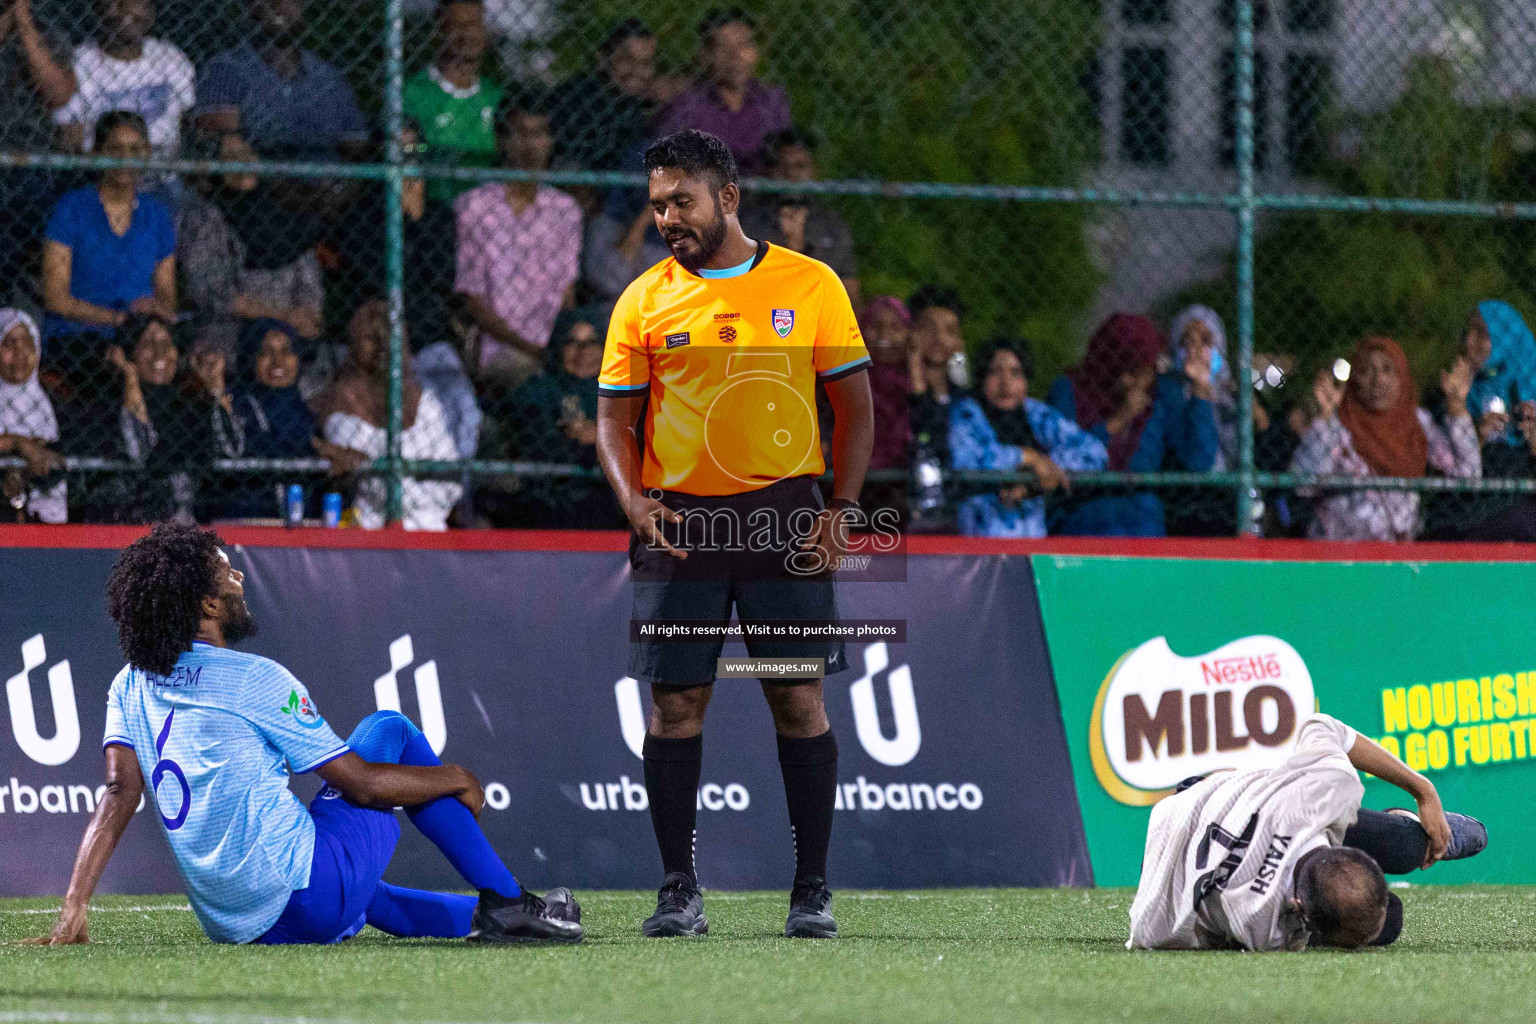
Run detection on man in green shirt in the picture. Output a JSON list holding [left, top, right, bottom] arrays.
[[403, 0, 503, 202]]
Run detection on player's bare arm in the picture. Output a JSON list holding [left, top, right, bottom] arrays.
[[1345, 733, 1452, 867], [20, 743, 144, 947], [596, 392, 685, 558]]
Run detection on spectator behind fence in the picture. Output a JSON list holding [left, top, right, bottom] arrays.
[[455, 96, 581, 393], [477, 306, 611, 527], [311, 298, 462, 531], [42, 111, 176, 382], [195, 0, 367, 157], [1290, 336, 1479, 542], [177, 131, 323, 357], [403, 0, 502, 204], [654, 8, 790, 175], [333, 122, 457, 354], [549, 18, 675, 172], [0, 309, 66, 523], [1162, 304, 1244, 536], [95, 314, 203, 521], [741, 129, 857, 300], [860, 296, 911, 471], [903, 287, 964, 521], [1048, 313, 1218, 536], [0, 0, 76, 291], [951, 337, 1107, 538], [221, 320, 314, 518], [53, 0, 195, 157], [1444, 302, 1536, 541], [582, 184, 669, 303], [1465, 300, 1536, 450]]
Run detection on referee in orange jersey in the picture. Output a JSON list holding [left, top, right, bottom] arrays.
[[596, 129, 874, 940]]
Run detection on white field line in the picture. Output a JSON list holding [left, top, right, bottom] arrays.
[[1, 904, 191, 915], [0, 1013, 556, 1024], [2, 891, 1060, 916]]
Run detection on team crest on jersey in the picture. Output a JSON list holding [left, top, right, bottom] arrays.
[[772, 309, 795, 338], [281, 689, 325, 728], [665, 331, 691, 349]]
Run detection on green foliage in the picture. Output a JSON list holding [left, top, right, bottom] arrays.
[[1177, 57, 1536, 390], [573, 0, 1104, 374]]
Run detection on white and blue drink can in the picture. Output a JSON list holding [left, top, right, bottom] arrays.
[[284, 484, 305, 527], [323, 492, 343, 528]]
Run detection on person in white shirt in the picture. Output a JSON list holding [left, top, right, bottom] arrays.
[[54, 0, 195, 155], [1129, 713, 1488, 952]]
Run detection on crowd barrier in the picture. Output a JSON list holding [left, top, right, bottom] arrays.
[[1, 527, 1531, 895]]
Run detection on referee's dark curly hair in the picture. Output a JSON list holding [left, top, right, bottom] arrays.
[[106, 522, 226, 675]]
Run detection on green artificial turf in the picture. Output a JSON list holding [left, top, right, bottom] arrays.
[[4, 887, 1536, 1023]]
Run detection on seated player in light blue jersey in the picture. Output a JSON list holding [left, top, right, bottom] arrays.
[[26, 522, 581, 947]]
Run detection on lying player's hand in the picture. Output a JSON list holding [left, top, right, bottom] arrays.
[[19, 906, 88, 946], [453, 766, 486, 818], [625, 493, 686, 559], [1416, 790, 1452, 868]]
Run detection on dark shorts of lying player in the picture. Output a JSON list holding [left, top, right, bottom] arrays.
[[25, 522, 580, 947], [1128, 713, 1488, 952]]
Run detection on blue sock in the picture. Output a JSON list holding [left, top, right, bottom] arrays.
[[347, 711, 522, 900], [396, 729, 522, 899], [366, 882, 477, 938]]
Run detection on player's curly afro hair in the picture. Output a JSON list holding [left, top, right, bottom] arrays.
[[106, 522, 225, 676]]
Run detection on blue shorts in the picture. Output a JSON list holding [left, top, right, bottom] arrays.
[[255, 787, 401, 945]]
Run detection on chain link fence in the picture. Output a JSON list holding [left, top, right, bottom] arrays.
[[1, 0, 1535, 539]]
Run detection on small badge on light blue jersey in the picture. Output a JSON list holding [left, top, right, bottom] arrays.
[[772, 309, 795, 338], [281, 689, 326, 728]]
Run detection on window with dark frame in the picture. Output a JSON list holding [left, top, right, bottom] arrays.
[[1120, 46, 1171, 166]]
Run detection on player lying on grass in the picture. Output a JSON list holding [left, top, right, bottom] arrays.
[[25, 522, 581, 947], [1128, 712, 1487, 951]]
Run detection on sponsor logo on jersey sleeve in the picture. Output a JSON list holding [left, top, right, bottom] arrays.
[[281, 689, 326, 728]]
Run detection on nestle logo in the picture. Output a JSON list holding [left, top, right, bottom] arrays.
[[665, 332, 691, 349], [1200, 654, 1282, 686], [719, 325, 737, 343], [713, 312, 740, 321]]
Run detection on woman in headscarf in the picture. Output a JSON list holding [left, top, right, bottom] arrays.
[[477, 305, 617, 528], [1047, 313, 1219, 535], [199, 319, 317, 520], [950, 337, 1107, 537], [310, 297, 461, 531], [0, 310, 66, 522], [1290, 336, 1478, 541], [1465, 300, 1536, 449], [176, 131, 323, 356], [1162, 304, 1246, 535]]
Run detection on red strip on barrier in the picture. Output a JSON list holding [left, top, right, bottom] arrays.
[[3, 523, 1536, 561]]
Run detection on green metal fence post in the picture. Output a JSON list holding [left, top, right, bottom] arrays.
[[1233, 0, 1258, 534], [383, 0, 406, 524]]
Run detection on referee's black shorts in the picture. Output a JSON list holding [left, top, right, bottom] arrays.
[[628, 475, 848, 687]]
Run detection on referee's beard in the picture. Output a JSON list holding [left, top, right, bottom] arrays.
[[665, 198, 729, 273]]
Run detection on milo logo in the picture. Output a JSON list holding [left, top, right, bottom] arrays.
[[1088, 635, 1315, 805]]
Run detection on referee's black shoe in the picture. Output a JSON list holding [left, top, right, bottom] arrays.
[[641, 872, 708, 937], [467, 889, 584, 944], [785, 877, 837, 939]]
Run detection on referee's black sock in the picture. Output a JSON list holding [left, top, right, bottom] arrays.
[[643, 732, 703, 886], [777, 729, 838, 884]]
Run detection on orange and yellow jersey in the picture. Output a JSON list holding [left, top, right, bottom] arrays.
[[599, 241, 871, 497]]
